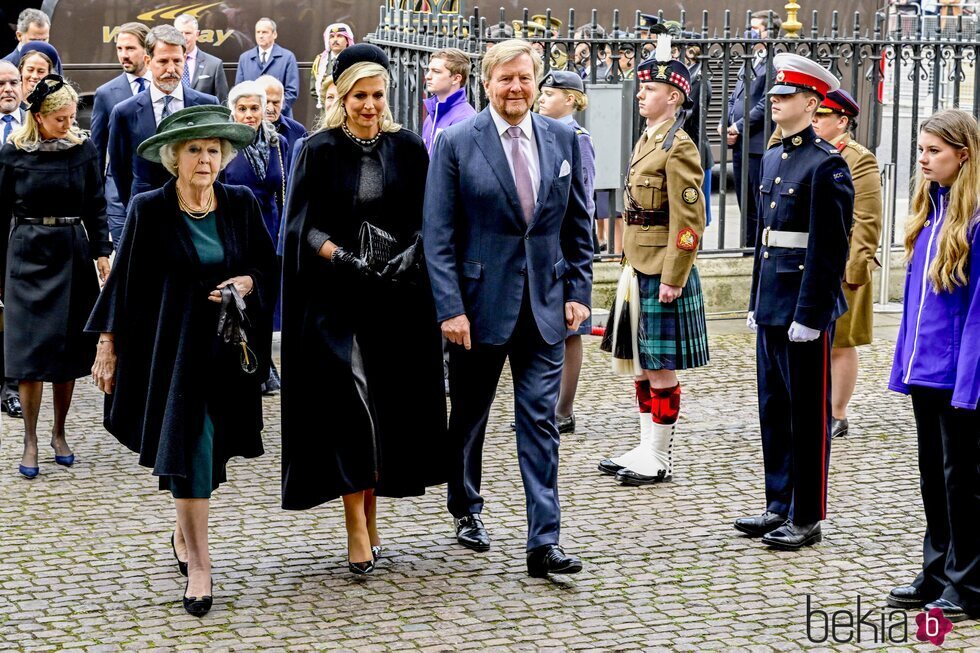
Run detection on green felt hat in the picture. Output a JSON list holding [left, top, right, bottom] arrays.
[[137, 105, 255, 163]]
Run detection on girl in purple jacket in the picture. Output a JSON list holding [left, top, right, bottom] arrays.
[[887, 109, 980, 622]]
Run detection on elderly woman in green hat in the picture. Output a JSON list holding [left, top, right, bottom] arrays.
[[86, 105, 280, 617]]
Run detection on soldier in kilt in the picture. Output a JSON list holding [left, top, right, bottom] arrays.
[[598, 35, 709, 486]]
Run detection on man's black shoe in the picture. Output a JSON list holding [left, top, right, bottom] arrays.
[[762, 520, 822, 550], [887, 584, 938, 610], [454, 514, 490, 551], [526, 544, 582, 578], [831, 417, 848, 439], [557, 414, 575, 434], [733, 511, 785, 537], [923, 598, 973, 622], [2, 395, 22, 418]]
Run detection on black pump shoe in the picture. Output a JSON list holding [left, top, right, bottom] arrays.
[[348, 559, 375, 575], [183, 578, 213, 617], [171, 532, 188, 577]]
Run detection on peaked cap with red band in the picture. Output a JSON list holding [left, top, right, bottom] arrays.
[[766, 52, 840, 100], [816, 88, 860, 117]]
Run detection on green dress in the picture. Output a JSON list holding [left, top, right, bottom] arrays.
[[160, 212, 225, 499]]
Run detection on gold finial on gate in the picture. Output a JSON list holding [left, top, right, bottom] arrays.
[[783, 0, 803, 38]]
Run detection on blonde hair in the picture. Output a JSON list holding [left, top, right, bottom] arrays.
[[11, 81, 83, 150], [481, 39, 543, 85], [159, 139, 236, 177], [904, 109, 980, 292], [564, 88, 588, 112], [317, 62, 400, 134]]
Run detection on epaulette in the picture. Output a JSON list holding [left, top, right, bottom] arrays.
[[845, 140, 870, 156], [575, 127, 590, 136], [813, 138, 839, 156]]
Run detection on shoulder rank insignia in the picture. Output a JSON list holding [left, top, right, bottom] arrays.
[[677, 227, 699, 251], [682, 187, 700, 204]]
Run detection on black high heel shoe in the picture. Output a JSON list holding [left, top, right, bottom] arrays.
[[348, 558, 375, 575], [183, 578, 213, 617], [171, 532, 188, 577], [372, 545, 383, 561]]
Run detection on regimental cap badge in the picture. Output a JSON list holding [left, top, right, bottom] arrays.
[[656, 65, 669, 80], [776, 71, 785, 83]]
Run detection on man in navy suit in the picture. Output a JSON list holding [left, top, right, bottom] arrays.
[[725, 12, 779, 247], [2, 8, 50, 67], [108, 25, 218, 214], [424, 40, 593, 578], [174, 14, 229, 104], [91, 22, 150, 245], [234, 18, 299, 117]]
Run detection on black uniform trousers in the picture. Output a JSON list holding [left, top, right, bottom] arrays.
[[910, 386, 980, 614], [447, 288, 564, 552], [0, 330, 17, 401], [733, 150, 763, 248], [757, 324, 833, 526]]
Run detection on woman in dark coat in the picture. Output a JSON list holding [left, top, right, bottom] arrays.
[[87, 105, 278, 616], [280, 44, 449, 574], [0, 75, 111, 479]]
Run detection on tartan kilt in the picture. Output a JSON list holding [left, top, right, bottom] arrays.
[[637, 266, 710, 371]]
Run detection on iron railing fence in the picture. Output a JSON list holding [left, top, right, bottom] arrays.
[[367, 5, 979, 257]]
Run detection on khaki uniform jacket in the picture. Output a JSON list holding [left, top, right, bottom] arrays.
[[622, 118, 706, 288]]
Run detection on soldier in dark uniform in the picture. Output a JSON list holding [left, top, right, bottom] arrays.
[[735, 54, 854, 549], [598, 36, 709, 486]]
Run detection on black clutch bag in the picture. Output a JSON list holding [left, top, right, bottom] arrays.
[[358, 221, 398, 271]]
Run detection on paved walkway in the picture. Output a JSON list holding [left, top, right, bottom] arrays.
[[1, 320, 978, 651]]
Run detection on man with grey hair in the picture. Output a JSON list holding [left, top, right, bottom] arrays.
[[257, 74, 305, 147], [234, 18, 299, 117], [108, 25, 218, 212], [3, 8, 51, 66], [174, 13, 229, 103]]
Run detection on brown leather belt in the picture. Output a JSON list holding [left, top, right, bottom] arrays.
[[624, 209, 669, 227], [15, 216, 82, 226]]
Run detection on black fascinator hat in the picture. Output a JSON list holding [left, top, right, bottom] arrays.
[[331, 43, 390, 85], [25, 74, 66, 113]]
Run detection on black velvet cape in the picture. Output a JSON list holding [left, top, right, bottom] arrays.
[[85, 180, 279, 480], [280, 127, 449, 510]]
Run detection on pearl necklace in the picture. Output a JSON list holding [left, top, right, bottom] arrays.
[[177, 185, 214, 219], [342, 122, 383, 147]]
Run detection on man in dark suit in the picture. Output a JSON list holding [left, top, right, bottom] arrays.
[[0, 60, 24, 418], [257, 75, 305, 148], [424, 39, 593, 578], [2, 8, 50, 67], [91, 22, 150, 245], [174, 14, 229, 104], [725, 13, 779, 247], [108, 25, 218, 213], [234, 18, 299, 117]]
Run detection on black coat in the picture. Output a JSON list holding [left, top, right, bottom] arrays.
[[0, 138, 112, 381], [280, 127, 449, 510], [85, 180, 279, 479]]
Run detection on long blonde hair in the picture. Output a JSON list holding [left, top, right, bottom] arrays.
[[317, 62, 400, 134], [904, 109, 980, 292], [11, 81, 84, 150]]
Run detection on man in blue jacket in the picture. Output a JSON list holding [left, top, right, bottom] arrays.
[[423, 40, 593, 578], [421, 47, 476, 154], [234, 18, 299, 117]]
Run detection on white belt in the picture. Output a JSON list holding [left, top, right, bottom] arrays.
[[761, 228, 808, 249]]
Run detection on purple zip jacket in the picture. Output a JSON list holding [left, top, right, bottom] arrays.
[[889, 184, 980, 409], [421, 87, 477, 154]]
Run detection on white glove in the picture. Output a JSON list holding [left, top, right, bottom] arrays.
[[787, 321, 820, 342], [746, 311, 757, 332]]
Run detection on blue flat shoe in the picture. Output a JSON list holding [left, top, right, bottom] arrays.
[[54, 453, 75, 467], [18, 465, 39, 479]]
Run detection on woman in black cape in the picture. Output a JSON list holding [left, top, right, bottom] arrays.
[[280, 44, 449, 574]]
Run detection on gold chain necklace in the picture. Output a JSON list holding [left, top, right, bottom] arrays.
[[176, 185, 214, 219]]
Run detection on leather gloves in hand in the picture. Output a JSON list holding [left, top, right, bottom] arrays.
[[381, 234, 423, 281], [787, 321, 820, 342], [331, 247, 376, 277], [746, 311, 757, 332]]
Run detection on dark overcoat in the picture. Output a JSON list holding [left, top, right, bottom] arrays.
[[85, 180, 279, 479], [280, 127, 449, 510], [0, 138, 112, 381]]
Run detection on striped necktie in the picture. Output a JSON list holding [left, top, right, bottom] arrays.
[[161, 95, 174, 121]]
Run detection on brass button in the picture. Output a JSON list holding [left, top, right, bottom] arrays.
[[924, 220, 930, 226], [641, 225, 650, 231], [763, 251, 770, 259], [643, 180, 649, 186], [775, 177, 781, 184], [770, 201, 776, 208], [788, 188, 794, 195], [798, 264, 804, 270], [781, 153, 788, 160]]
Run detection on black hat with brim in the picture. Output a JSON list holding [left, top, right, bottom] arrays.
[[137, 105, 255, 163]]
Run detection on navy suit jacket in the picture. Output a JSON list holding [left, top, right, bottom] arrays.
[[274, 115, 306, 150], [190, 48, 230, 104], [235, 44, 299, 116], [423, 108, 593, 347], [727, 57, 772, 155], [107, 87, 218, 210], [91, 73, 139, 218]]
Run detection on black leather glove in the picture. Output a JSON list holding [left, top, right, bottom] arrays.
[[380, 234, 422, 281], [331, 247, 374, 276]]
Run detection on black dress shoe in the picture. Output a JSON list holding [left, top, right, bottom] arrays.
[[2, 395, 22, 418], [556, 414, 575, 434], [455, 514, 490, 551], [762, 520, 822, 550], [831, 417, 848, 439], [597, 458, 625, 476], [526, 544, 583, 578], [733, 511, 786, 537], [887, 584, 938, 610], [924, 598, 973, 622], [183, 578, 213, 617]]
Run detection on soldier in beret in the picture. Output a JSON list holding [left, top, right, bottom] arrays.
[[598, 35, 709, 486]]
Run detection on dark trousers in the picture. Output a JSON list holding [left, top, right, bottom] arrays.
[[447, 291, 564, 551], [757, 325, 833, 525], [733, 150, 763, 248], [910, 387, 980, 613], [0, 329, 17, 401]]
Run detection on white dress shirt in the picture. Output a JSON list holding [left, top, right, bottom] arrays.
[[150, 82, 184, 125], [258, 46, 273, 66], [126, 72, 149, 95], [489, 105, 540, 204]]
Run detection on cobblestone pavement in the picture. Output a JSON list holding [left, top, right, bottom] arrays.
[[1, 321, 979, 651]]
